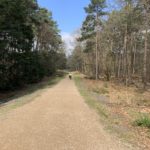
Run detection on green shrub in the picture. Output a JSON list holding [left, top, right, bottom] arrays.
[[99, 87, 109, 94], [103, 82, 108, 88], [92, 86, 109, 94], [134, 115, 150, 128], [92, 87, 100, 93]]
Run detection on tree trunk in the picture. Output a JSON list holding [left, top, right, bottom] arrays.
[[118, 52, 121, 78], [143, 28, 147, 89], [143, 2, 148, 89], [132, 41, 136, 75], [95, 13, 98, 80], [124, 24, 128, 85]]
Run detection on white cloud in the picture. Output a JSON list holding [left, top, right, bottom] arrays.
[[61, 30, 80, 56]]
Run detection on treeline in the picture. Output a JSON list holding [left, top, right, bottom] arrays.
[[0, 0, 66, 90], [69, 0, 150, 88]]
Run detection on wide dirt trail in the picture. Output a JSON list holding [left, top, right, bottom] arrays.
[[0, 78, 132, 150]]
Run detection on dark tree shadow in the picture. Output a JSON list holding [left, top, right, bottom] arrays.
[[0, 71, 67, 106]]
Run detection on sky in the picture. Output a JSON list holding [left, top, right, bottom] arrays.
[[38, 0, 116, 53]]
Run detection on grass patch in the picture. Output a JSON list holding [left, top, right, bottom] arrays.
[[74, 75, 108, 118], [92, 86, 109, 94], [103, 82, 108, 88], [92, 87, 100, 93], [134, 114, 150, 129], [99, 87, 109, 94]]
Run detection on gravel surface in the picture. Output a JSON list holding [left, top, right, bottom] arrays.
[[0, 77, 133, 150]]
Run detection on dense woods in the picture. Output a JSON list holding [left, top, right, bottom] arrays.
[[0, 0, 66, 90], [69, 0, 150, 89]]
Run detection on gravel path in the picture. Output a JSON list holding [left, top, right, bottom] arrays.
[[0, 77, 132, 150]]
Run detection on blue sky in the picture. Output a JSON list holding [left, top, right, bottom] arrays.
[[37, 0, 115, 53], [38, 0, 90, 33], [38, 0, 115, 33]]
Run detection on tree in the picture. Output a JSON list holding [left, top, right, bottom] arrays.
[[0, 0, 37, 89], [139, 0, 150, 89], [80, 0, 106, 80], [70, 0, 150, 88], [0, 0, 65, 91]]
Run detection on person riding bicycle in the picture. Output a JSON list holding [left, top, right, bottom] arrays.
[[69, 73, 72, 80]]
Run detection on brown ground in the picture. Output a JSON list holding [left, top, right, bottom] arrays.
[[0, 77, 134, 150], [78, 76, 150, 150]]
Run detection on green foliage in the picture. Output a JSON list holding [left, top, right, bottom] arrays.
[[67, 44, 83, 71], [103, 82, 108, 88], [134, 115, 150, 129], [71, 0, 150, 86], [99, 87, 109, 94], [84, 0, 106, 14], [92, 86, 109, 94], [0, 0, 66, 91], [80, 0, 106, 41]]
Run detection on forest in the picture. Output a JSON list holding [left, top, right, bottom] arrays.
[[0, 0, 150, 149], [0, 0, 66, 91], [68, 1, 150, 147], [69, 0, 150, 89]]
